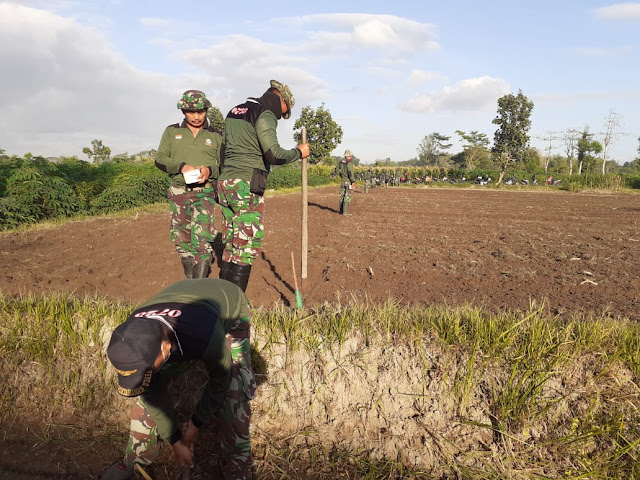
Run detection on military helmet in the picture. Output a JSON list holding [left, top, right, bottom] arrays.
[[270, 80, 295, 119], [177, 90, 211, 111], [344, 149, 353, 157]]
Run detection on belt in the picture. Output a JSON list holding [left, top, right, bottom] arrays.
[[172, 181, 215, 194]]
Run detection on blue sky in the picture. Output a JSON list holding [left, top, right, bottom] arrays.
[[1, 0, 638, 164]]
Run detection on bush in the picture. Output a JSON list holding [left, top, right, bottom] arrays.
[[2, 167, 83, 225], [0, 197, 38, 230], [90, 169, 170, 214], [266, 167, 332, 190], [624, 175, 640, 189]]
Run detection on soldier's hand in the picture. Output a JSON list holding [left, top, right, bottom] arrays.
[[297, 143, 310, 159], [195, 165, 211, 183], [172, 439, 195, 468], [181, 419, 200, 449]]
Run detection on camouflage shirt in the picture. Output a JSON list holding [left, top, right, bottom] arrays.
[[220, 93, 301, 183], [132, 279, 249, 444], [155, 119, 224, 187]]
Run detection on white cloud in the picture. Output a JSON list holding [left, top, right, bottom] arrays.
[[140, 17, 172, 28], [0, 3, 188, 157], [295, 13, 439, 55], [181, 35, 325, 105], [407, 69, 447, 85], [595, 2, 640, 20], [400, 76, 510, 113]]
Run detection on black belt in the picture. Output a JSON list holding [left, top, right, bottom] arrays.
[[181, 181, 215, 192]]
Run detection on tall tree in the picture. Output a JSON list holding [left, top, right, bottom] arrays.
[[562, 128, 580, 176], [455, 130, 490, 170], [577, 127, 603, 174], [206, 105, 226, 133], [417, 132, 452, 166], [535, 131, 561, 174], [293, 103, 343, 165], [491, 90, 534, 184], [600, 110, 623, 174], [82, 139, 111, 164]]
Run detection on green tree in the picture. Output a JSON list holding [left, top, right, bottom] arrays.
[[577, 128, 603, 174], [455, 130, 490, 170], [82, 139, 111, 164], [417, 132, 452, 166], [293, 103, 343, 165], [206, 105, 226, 133], [491, 90, 534, 184]]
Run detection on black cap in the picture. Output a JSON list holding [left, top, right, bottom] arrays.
[[107, 317, 164, 397]]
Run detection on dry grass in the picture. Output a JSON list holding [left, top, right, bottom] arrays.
[[1, 293, 639, 479]]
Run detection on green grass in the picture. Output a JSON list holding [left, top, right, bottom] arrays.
[[1, 293, 639, 478]]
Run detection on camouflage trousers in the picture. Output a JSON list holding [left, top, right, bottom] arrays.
[[124, 314, 256, 479], [168, 185, 217, 263], [339, 182, 352, 204], [364, 179, 371, 193], [217, 179, 265, 266]]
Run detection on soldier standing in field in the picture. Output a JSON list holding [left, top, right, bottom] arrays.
[[364, 168, 372, 193], [217, 80, 310, 291], [155, 90, 224, 279], [101, 278, 256, 480], [337, 150, 355, 215]]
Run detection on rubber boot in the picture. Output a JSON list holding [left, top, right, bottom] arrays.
[[339, 201, 344, 214], [225, 262, 252, 291], [181, 257, 195, 279], [219, 259, 229, 280], [342, 202, 351, 216], [193, 259, 211, 279]]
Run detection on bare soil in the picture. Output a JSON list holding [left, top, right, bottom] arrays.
[[1, 185, 640, 479], [1, 185, 639, 320]]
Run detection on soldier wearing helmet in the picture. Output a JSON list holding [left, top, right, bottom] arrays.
[[155, 90, 224, 279], [337, 149, 355, 215], [216, 80, 310, 291]]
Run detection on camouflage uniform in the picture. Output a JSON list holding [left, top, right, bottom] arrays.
[[337, 150, 355, 215], [155, 90, 224, 277], [364, 169, 372, 193], [118, 279, 256, 479], [218, 80, 300, 290]]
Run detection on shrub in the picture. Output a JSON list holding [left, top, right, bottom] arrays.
[[90, 169, 170, 214], [3, 167, 83, 221]]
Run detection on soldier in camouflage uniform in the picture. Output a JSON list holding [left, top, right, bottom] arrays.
[[364, 168, 372, 193], [337, 149, 355, 215], [102, 279, 256, 480], [155, 90, 224, 279], [217, 80, 310, 291]]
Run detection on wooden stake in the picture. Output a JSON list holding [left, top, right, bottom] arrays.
[[301, 126, 308, 279]]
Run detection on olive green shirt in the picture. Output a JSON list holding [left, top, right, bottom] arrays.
[[134, 279, 249, 444], [220, 99, 300, 182], [155, 119, 224, 187]]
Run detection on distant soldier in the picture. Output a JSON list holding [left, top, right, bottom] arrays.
[[337, 149, 355, 215], [155, 90, 223, 279], [364, 168, 373, 193], [101, 279, 255, 480]]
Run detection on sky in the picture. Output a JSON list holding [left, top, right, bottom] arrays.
[[0, 0, 638, 165]]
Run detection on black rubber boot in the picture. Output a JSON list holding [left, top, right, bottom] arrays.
[[342, 202, 351, 216], [181, 257, 195, 279], [192, 259, 211, 279], [219, 260, 230, 280], [225, 262, 252, 291], [339, 202, 344, 214]]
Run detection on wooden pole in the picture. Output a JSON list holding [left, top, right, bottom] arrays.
[[301, 127, 308, 279]]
